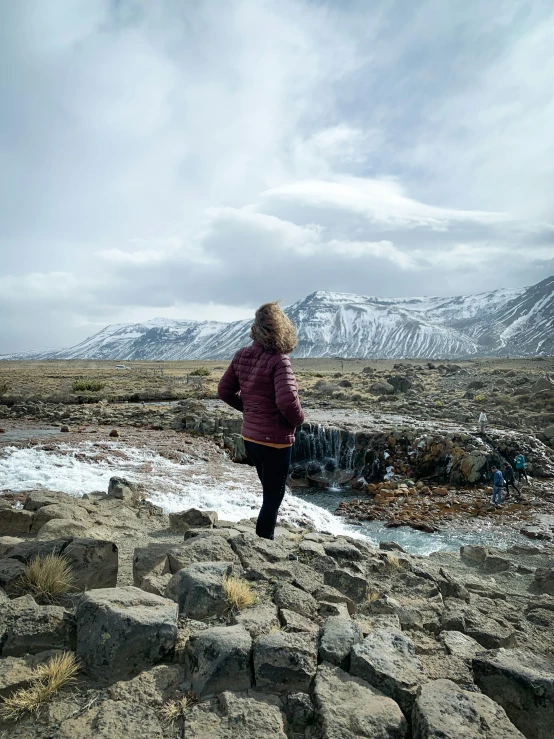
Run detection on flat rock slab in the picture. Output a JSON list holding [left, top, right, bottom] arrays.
[[76, 586, 178, 680], [350, 628, 426, 716], [58, 699, 164, 739], [274, 581, 318, 619], [185, 691, 288, 738], [324, 568, 369, 602], [165, 537, 237, 574], [413, 678, 524, 738], [232, 603, 280, 638], [1, 595, 75, 657], [312, 662, 407, 739], [184, 624, 252, 697], [473, 648, 554, 739], [279, 608, 319, 634], [441, 630, 484, 660], [254, 631, 318, 693]]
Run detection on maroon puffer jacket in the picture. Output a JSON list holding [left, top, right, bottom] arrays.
[[218, 342, 304, 445]]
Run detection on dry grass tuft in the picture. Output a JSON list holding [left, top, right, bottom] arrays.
[[385, 554, 401, 571], [366, 589, 381, 604], [159, 696, 189, 725], [19, 553, 75, 601], [0, 652, 79, 721], [223, 575, 256, 612], [72, 378, 106, 392]]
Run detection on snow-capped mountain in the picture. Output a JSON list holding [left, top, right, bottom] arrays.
[[3, 277, 553, 360]]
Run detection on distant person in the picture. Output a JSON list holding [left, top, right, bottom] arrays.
[[479, 410, 487, 434], [514, 452, 529, 483], [491, 465, 504, 506], [503, 463, 520, 499], [218, 302, 304, 540]]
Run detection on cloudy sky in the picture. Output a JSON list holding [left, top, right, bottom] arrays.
[[1, 0, 554, 353]]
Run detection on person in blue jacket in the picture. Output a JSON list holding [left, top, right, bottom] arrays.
[[514, 452, 529, 483], [491, 465, 504, 506]]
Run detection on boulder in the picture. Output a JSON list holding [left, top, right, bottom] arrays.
[[0, 508, 34, 536], [0, 557, 25, 592], [37, 519, 101, 540], [23, 490, 77, 511], [323, 540, 363, 561], [76, 586, 178, 680], [483, 554, 512, 573], [1, 595, 75, 656], [473, 648, 554, 739], [184, 624, 252, 697], [231, 533, 290, 569], [324, 567, 369, 602], [319, 616, 363, 669], [535, 568, 554, 596], [312, 584, 356, 616], [169, 508, 218, 532], [311, 662, 407, 739], [139, 573, 172, 597], [133, 543, 172, 585], [441, 630, 483, 660], [370, 381, 395, 395], [232, 603, 280, 638], [413, 678, 524, 738], [274, 581, 318, 619], [278, 609, 319, 634], [185, 691, 288, 738], [387, 375, 413, 393], [350, 628, 426, 716], [253, 631, 318, 693], [282, 692, 315, 735], [1, 537, 70, 563], [63, 539, 118, 590], [107, 476, 142, 506], [164, 536, 236, 573], [165, 561, 232, 619], [30, 503, 90, 534]]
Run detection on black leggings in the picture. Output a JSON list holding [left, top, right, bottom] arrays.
[[517, 468, 529, 482], [244, 440, 292, 540]]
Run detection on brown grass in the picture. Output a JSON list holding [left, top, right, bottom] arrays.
[[223, 575, 256, 612], [0, 652, 79, 721], [19, 553, 75, 601], [366, 589, 381, 604]]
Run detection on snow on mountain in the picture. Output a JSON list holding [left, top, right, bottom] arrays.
[[2, 277, 553, 360]]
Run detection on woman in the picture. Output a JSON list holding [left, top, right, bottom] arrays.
[[218, 302, 304, 539]]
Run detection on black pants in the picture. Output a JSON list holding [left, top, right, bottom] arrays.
[[505, 480, 520, 497], [517, 468, 529, 482], [244, 440, 292, 540]]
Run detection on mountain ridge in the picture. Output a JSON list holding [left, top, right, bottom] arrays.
[[2, 276, 553, 360]]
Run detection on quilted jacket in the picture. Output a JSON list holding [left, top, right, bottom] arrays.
[[218, 342, 304, 445]]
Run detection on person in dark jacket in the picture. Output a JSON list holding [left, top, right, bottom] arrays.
[[490, 465, 504, 506], [503, 463, 520, 500], [218, 302, 304, 539]]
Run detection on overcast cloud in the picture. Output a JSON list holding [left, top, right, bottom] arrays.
[[1, 0, 554, 352]]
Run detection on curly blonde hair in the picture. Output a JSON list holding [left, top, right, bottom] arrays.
[[250, 302, 298, 354]]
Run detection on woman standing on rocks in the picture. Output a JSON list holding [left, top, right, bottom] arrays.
[[218, 302, 304, 539]]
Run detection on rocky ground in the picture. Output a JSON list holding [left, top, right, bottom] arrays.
[[1, 479, 554, 738]]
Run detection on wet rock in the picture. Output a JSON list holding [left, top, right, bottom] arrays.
[[413, 678, 524, 738], [311, 662, 407, 739], [1, 595, 75, 656], [274, 581, 318, 619], [184, 624, 252, 697], [253, 631, 318, 693], [319, 616, 363, 669], [473, 648, 554, 739], [350, 628, 426, 715], [169, 507, 218, 532], [76, 586, 178, 680], [165, 561, 232, 618]]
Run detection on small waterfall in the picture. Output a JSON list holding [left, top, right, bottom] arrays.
[[292, 423, 362, 472]]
